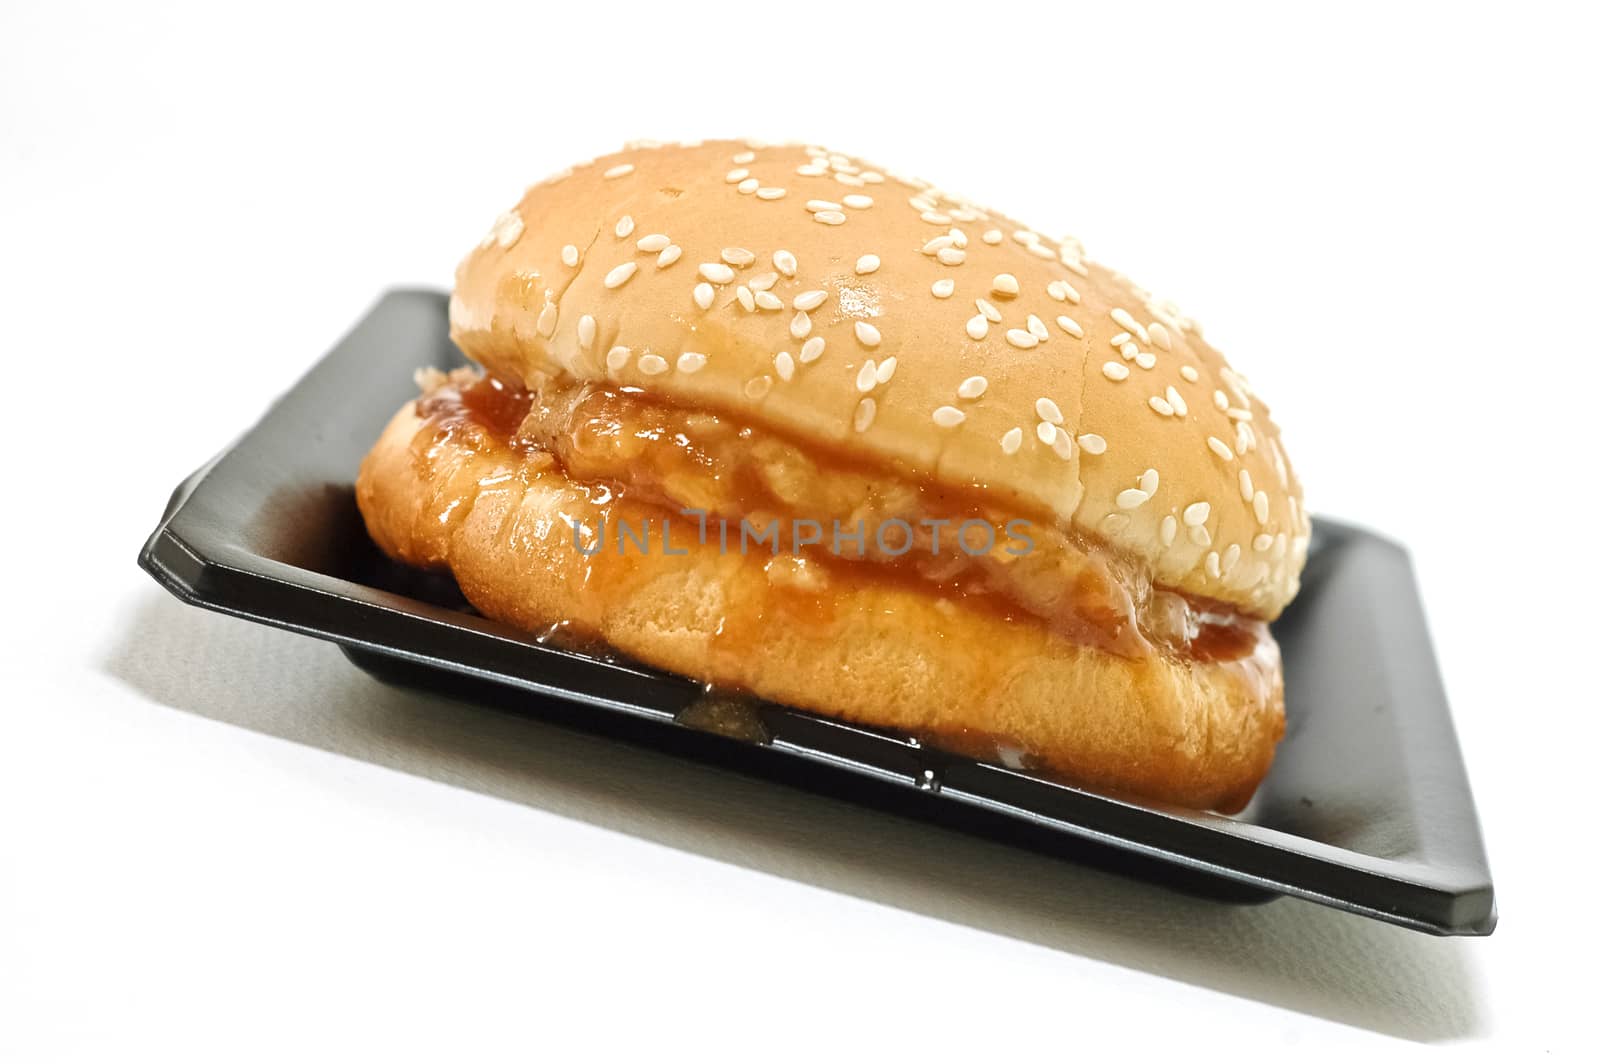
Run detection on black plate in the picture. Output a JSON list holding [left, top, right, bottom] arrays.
[[138, 290, 1496, 936]]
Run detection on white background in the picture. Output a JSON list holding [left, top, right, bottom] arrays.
[[2, 1, 1596, 1057]]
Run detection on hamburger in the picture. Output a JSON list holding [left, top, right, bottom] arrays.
[[356, 139, 1309, 812]]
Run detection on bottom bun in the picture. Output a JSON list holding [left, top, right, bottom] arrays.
[[357, 396, 1285, 812]]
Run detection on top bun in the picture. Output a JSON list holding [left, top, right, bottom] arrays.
[[449, 139, 1309, 619]]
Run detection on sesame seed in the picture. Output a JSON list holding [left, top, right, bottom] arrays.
[[736, 286, 755, 312], [737, 178, 759, 194], [1227, 407, 1254, 421], [1206, 552, 1221, 579], [1103, 513, 1131, 534], [693, 283, 714, 310], [950, 228, 968, 249], [774, 250, 797, 277], [561, 244, 579, 267], [536, 301, 558, 337], [745, 375, 773, 400], [1036, 397, 1063, 424], [861, 171, 884, 184], [1006, 329, 1038, 349], [1110, 308, 1148, 343], [1190, 525, 1213, 547], [1223, 543, 1241, 572], [1036, 422, 1057, 445], [932, 279, 955, 298], [957, 375, 988, 399], [1239, 469, 1255, 502], [1183, 502, 1211, 526], [982, 229, 1003, 245], [937, 247, 966, 265], [725, 168, 750, 183], [1060, 256, 1089, 277], [657, 245, 682, 268], [1056, 316, 1084, 338], [1149, 322, 1173, 351], [1120, 343, 1140, 362], [976, 298, 1002, 323], [791, 311, 812, 338], [855, 321, 882, 347], [754, 290, 783, 311], [699, 263, 735, 284], [1077, 433, 1107, 455], [966, 315, 989, 340], [1027, 243, 1057, 260], [1117, 488, 1150, 510], [748, 272, 778, 291], [799, 337, 826, 363], [755, 187, 788, 200], [1102, 361, 1130, 381], [805, 199, 842, 213], [815, 210, 848, 226], [1027, 314, 1049, 341], [1166, 385, 1188, 416], [1148, 395, 1175, 416], [636, 233, 670, 253], [1013, 230, 1038, 244], [677, 351, 707, 374], [921, 211, 953, 225], [796, 163, 827, 177], [991, 273, 1020, 296], [922, 236, 953, 255], [1254, 534, 1274, 552], [875, 356, 898, 383], [854, 397, 876, 432], [1161, 516, 1178, 546], [1046, 280, 1081, 304], [835, 173, 866, 188], [604, 163, 635, 179], [933, 406, 966, 428], [605, 345, 631, 373], [1214, 389, 1230, 410], [1140, 468, 1159, 495], [1111, 332, 1132, 347], [774, 350, 795, 382], [842, 194, 874, 209], [732, 150, 756, 165], [578, 314, 596, 350], [1001, 427, 1024, 454], [793, 289, 828, 311], [1254, 491, 1270, 523], [1207, 436, 1235, 461], [722, 247, 756, 267], [614, 215, 635, 239], [856, 254, 881, 274], [1180, 365, 1199, 382], [638, 353, 669, 375]]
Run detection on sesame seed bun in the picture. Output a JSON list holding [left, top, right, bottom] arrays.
[[450, 139, 1309, 619]]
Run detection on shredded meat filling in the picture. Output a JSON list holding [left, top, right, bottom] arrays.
[[417, 369, 1265, 663]]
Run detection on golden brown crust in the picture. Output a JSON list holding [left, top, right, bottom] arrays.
[[357, 397, 1285, 812], [451, 139, 1308, 618]]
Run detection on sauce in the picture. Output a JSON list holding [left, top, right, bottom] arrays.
[[407, 370, 1266, 666]]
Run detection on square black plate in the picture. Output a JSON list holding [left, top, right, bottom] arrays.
[[138, 290, 1496, 935]]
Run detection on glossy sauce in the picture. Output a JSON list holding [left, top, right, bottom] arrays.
[[408, 371, 1267, 667]]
